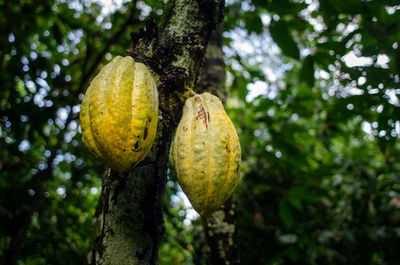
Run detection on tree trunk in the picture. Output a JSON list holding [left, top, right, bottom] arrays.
[[198, 24, 241, 265], [88, 1, 225, 264]]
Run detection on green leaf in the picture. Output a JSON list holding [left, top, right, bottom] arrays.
[[314, 51, 334, 71], [269, 0, 308, 15], [394, 49, 400, 74], [246, 12, 264, 34], [279, 199, 294, 227], [52, 21, 63, 44], [16, 78, 27, 97], [269, 20, 300, 60], [299, 55, 315, 87], [288, 196, 303, 210], [288, 186, 321, 202]]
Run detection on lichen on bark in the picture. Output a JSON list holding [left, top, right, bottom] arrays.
[[206, 211, 235, 236], [203, 198, 240, 265]]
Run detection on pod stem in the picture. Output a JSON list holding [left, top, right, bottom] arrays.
[[179, 89, 197, 102]]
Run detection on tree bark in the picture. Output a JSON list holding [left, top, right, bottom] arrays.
[[202, 198, 240, 265], [197, 24, 227, 103], [88, 1, 225, 264], [198, 24, 241, 265]]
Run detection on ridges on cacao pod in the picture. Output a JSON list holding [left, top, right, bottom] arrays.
[[173, 92, 241, 217], [80, 56, 158, 173]]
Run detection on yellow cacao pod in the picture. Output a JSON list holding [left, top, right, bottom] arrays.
[[173, 92, 241, 216], [80, 56, 158, 173]]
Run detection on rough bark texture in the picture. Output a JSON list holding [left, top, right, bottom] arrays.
[[202, 198, 240, 265], [198, 25, 241, 265], [197, 25, 227, 103], [88, 1, 225, 264]]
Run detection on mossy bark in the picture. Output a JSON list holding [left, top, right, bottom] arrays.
[[88, 1, 225, 264], [198, 24, 241, 265], [197, 24, 227, 103]]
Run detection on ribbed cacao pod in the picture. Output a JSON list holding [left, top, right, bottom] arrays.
[[80, 56, 158, 173], [173, 92, 241, 216]]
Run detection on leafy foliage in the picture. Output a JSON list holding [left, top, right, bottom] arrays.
[[0, 0, 139, 263], [223, 0, 400, 264], [0, 0, 399, 264]]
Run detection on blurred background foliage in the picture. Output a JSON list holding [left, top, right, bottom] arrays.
[[0, 0, 399, 264]]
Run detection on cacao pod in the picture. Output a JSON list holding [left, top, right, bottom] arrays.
[[173, 92, 241, 216], [80, 56, 158, 173]]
